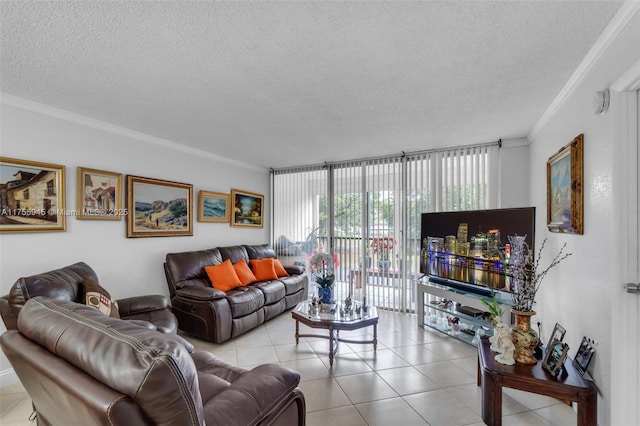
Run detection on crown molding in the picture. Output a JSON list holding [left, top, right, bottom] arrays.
[[528, 1, 640, 141], [0, 93, 266, 172]]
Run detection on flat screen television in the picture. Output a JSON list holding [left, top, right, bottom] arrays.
[[420, 207, 535, 296]]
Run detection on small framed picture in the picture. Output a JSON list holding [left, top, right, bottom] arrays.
[[545, 322, 566, 351], [542, 339, 570, 377], [76, 167, 123, 220], [231, 188, 264, 228], [197, 190, 230, 223], [573, 336, 596, 377]]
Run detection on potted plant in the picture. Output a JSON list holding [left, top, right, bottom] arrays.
[[370, 236, 396, 271], [508, 236, 572, 364], [310, 249, 336, 303], [480, 289, 504, 326]]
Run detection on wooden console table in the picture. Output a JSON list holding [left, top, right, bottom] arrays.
[[478, 338, 596, 426]]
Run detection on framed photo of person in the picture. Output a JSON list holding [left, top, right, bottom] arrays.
[[573, 336, 596, 378]]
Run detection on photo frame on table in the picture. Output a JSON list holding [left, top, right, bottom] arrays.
[[0, 156, 66, 233], [126, 175, 193, 238], [198, 190, 230, 223], [542, 339, 570, 377], [231, 188, 264, 228], [547, 133, 584, 234], [573, 336, 596, 378], [76, 167, 123, 220], [545, 322, 566, 352]]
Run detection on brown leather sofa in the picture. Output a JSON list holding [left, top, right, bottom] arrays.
[[164, 244, 308, 343], [0, 261, 178, 334], [0, 298, 306, 426]]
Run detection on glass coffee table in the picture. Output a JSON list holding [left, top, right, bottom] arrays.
[[291, 300, 378, 366]]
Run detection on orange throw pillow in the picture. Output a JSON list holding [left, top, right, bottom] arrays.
[[273, 258, 289, 277], [234, 258, 257, 286], [204, 260, 242, 292], [250, 258, 279, 281]]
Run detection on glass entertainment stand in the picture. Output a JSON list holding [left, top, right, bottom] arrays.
[[417, 278, 513, 346]]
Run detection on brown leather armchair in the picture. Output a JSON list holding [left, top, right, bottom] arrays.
[[0, 298, 306, 426], [0, 261, 178, 334]]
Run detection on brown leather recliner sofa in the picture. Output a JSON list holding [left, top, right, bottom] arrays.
[[0, 261, 178, 334], [0, 297, 306, 426], [164, 244, 308, 343]]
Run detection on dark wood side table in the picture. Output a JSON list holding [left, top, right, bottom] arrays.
[[477, 337, 597, 426]]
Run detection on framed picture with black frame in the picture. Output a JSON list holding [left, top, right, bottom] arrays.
[[545, 322, 566, 351], [573, 336, 596, 380]]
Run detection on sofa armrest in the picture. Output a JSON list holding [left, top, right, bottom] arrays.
[[116, 294, 170, 316], [174, 287, 226, 301], [284, 265, 305, 275], [202, 364, 300, 426]]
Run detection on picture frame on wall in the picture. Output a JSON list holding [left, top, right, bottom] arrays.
[[0, 156, 66, 233], [547, 133, 584, 234], [76, 167, 123, 220], [126, 175, 193, 238], [231, 188, 264, 228], [198, 190, 230, 223]]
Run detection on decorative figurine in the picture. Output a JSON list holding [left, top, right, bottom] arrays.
[[344, 294, 352, 311], [362, 297, 368, 314], [490, 321, 515, 365]]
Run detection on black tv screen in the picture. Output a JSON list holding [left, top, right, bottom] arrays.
[[420, 207, 535, 295]]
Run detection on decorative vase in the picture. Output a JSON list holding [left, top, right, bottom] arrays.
[[318, 286, 333, 304], [378, 260, 391, 271], [511, 309, 539, 365]]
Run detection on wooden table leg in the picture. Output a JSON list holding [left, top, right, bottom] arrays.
[[481, 369, 502, 426], [295, 320, 299, 345], [577, 391, 597, 426], [373, 323, 377, 351]]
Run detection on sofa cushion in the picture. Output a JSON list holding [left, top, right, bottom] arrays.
[[250, 259, 279, 281], [165, 249, 223, 291], [81, 275, 120, 318], [17, 297, 204, 426], [233, 259, 257, 286], [217, 246, 250, 265], [225, 288, 265, 318], [279, 274, 308, 296], [204, 260, 242, 292], [250, 281, 286, 305], [244, 244, 277, 260]]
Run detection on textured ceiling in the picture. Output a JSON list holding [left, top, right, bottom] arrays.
[[0, 1, 624, 169]]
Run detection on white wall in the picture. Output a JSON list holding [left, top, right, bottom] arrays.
[[0, 99, 270, 382], [499, 138, 530, 208], [527, 4, 640, 424]]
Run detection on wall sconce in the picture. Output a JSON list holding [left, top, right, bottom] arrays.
[[593, 89, 610, 115]]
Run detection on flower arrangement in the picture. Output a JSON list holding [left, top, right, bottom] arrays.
[[480, 289, 504, 326], [370, 236, 396, 261], [509, 236, 572, 312], [309, 249, 336, 288]]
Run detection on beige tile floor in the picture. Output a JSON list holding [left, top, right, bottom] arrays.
[[0, 309, 578, 425]]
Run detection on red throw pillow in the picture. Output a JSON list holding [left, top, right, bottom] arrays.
[[204, 260, 242, 292], [250, 258, 279, 281], [233, 258, 257, 286], [273, 258, 289, 277]]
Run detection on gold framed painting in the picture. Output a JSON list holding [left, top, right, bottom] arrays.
[[547, 134, 584, 234], [126, 175, 193, 238], [231, 188, 264, 228], [76, 167, 123, 220], [0, 157, 66, 233], [198, 190, 230, 223]]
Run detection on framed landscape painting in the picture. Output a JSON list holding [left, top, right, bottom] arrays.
[[76, 167, 123, 220], [547, 134, 583, 234], [126, 175, 193, 238], [198, 190, 230, 223], [0, 157, 66, 233], [231, 188, 264, 228]]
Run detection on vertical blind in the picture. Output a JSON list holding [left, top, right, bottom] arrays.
[[272, 143, 499, 313]]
